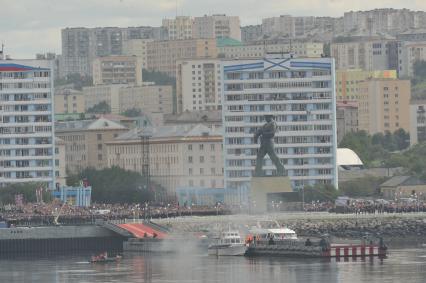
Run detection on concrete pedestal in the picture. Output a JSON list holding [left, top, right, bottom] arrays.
[[250, 176, 293, 213]]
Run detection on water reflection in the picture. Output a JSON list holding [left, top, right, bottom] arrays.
[[0, 247, 425, 283]]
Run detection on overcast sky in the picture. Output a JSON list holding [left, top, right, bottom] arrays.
[[0, 0, 425, 58]]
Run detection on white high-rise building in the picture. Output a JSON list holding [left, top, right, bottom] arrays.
[[176, 58, 223, 113], [0, 60, 56, 188], [162, 16, 194, 40], [222, 57, 337, 198]]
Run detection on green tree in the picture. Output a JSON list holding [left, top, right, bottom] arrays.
[[86, 101, 111, 114], [301, 184, 339, 202], [339, 176, 388, 198], [67, 167, 159, 203], [0, 183, 52, 205]]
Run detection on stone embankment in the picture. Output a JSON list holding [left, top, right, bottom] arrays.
[[155, 212, 426, 239]]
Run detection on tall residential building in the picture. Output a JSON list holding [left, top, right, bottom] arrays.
[[218, 42, 324, 59], [398, 41, 426, 78], [336, 101, 358, 144], [335, 69, 397, 101], [106, 125, 224, 194], [193, 15, 241, 41], [122, 38, 154, 68], [146, 39, 217, 78], [0, 60, 56, 188], [55, 137, 67, 186], [55, 118, 128, 174], [162, 16, 194, 40], [357, 79, 410, 134], [409, 100, 426, 146], [61, 26, 166, 77], [92, 55, 143, 86], [222, 57, 337, 195], [54, 89, 85, 114], [331, 39, 399, 71], [176, 58, 222, 113]]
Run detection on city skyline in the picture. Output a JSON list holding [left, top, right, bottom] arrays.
[[1, 0, 425, 58]]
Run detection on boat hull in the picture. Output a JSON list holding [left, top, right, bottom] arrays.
[[208, 244, 247, 256]]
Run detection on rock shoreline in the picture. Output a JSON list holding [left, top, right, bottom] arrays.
[[155, 212, 426, 239]]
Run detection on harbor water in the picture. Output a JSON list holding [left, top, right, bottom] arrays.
[[0, 244, 425, 283]]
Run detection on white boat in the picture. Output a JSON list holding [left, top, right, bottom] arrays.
[[249, 220, 297, 241], [208, 230, 247, 256]]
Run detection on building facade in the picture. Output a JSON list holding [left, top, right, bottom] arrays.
[[54, 89, 85, 114], [357, 78, 410, 134], [118, 85, 173, 115], [55, 118, 128, 174], [122, 38, 154, 69], [409, 100, 426, 146], [331, 39, 399, 71], [398, 41, 426, 78], [335, 69, 397, 102], [146, 39, 217, 77], [92, 55, 143, 86], [162, 16, 194, 40], [0, 60, 56, 188], [83, 84, 125, 114], [106, 125, 224, 194], [218, 42, 324, 59], [176, 58, 222, 113], [336, 101, 358, 144], [193, 15, 241, 41], [55, 137, 67, 187], [222, 57, 338, 195]]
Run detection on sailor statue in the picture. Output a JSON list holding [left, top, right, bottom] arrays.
[[253, 115, 285, 177]]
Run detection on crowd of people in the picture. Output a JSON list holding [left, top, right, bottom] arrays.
[[2, 198, 426, 227], [0, 200, 231, 227]]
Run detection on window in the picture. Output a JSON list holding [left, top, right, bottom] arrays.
[[200, 156, 204, 163], [200, 168, 204, 174], [189, 168, 193, 175], [188, 144, 192, 150], [98, 144, 102, 150], [188, 156, 193, 163], [199, 144, 204, 150], [97, 134, 102, 141], [98, 154, 102, 161], [210, 144, 215, 150]]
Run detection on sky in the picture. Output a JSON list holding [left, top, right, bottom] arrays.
[[0, 0, 425, 58]]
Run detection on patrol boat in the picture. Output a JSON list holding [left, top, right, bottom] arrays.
[[208, 230, 247, 256]]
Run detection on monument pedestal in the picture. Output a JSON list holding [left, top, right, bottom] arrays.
[[250, 176, 292, 213]]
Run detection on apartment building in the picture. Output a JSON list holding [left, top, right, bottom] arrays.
[[146, 39, 217, 77], [357, 79, 410, 134], [0, 60, 56, 188], [60, 26, 166, 77], [176, 58, 222, 113], [55, 137, 67, 186], [54, 89, 85, 114], [55, 118, 128, 174], [106, 125, 224, 194], [222, 57, 337, 195], [83, 84, 125, 114], [335, 69, 397, 102], [336, 101, 358, 144], [193, 15, 241, 41], [409, 100, 426, 146], [162, 16, 194, 40], [92, 55, 143, 86]]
